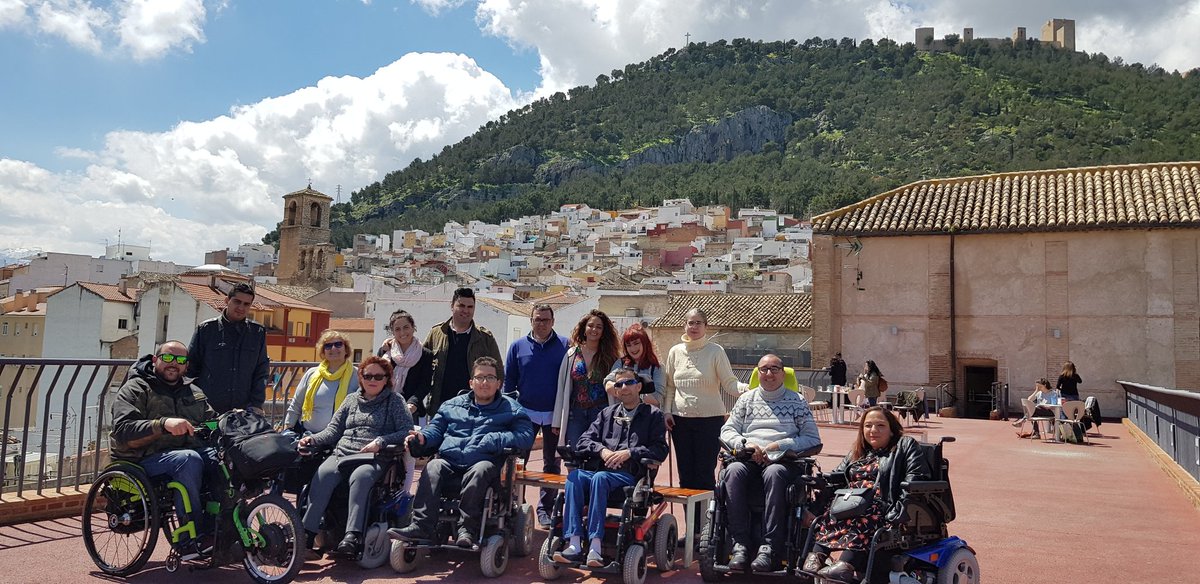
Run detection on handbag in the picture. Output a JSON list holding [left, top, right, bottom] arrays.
[[878, 377, 889, 393], [828, 487, 875, 520]]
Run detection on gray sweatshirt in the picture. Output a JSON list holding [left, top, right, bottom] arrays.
[[720, 385, 822, 454]]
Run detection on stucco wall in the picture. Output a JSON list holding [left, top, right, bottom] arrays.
[[813, 230, 1200, 418]]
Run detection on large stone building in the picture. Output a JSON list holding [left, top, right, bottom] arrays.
[[276, 185, 336, 289], [811, 161, 1200, 418]]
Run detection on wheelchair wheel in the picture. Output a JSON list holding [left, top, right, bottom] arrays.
[[82, 467, 160, 577], [389, 539, 425, 573], [241, 493, 303, 584], [511, 503, 535, 557], [937, 548, 979, 584], [537, 535, 565, 580], [697, 515, 720, 582], [358, 522, 390, 569], [479, 533, 509, 577], [622, 543, 648, 584], [652, 514, 677, 572]]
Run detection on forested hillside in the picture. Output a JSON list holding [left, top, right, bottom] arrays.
[[270, 37, 1200, 247]]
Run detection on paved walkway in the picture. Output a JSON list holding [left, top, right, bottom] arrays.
[[1, 415, 1197, 583]]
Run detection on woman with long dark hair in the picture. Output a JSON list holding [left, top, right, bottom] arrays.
[[856, 360, 884, 406], [376, 309, 434, 419], [804, 407, 930, 582], [552, 310, 621, 449], [605, 323, 665, 406], [1056, 361, 1082, 402]]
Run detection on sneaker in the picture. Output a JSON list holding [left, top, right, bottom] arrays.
[[537, 510, 553, 528], [388, 525, 428, 542], [727, 543, 749, 571], [455, 527, 476, 548], [586, 548, 605, 568], [554, 543, 584, 564], [1011, 417, 1026, 427]]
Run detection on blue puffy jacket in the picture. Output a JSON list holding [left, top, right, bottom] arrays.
[[415, 392, 535, 468]]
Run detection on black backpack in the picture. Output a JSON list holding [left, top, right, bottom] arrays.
[[218, 410, 298, 481]]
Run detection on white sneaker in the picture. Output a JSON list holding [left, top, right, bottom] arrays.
[[553, 543, 584, 564], [586, 548, 605, 568]]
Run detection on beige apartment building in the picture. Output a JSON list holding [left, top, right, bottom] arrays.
[[811, 161, 1200, 418], [0, 288, 58, 429]]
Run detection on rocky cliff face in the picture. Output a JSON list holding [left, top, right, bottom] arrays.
[[535, 105, 791, 186]]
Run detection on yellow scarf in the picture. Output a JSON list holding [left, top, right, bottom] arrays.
[[301, 360, 352, 422]]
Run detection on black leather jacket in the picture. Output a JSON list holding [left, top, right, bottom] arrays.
[[833, 435, 931, 511], [187, 314, 270, 413]]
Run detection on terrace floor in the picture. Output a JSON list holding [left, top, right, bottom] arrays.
[[1, 414, 1197, 583]]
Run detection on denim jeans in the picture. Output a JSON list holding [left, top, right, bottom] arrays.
[[139, 447, 219, 534], [565, 406, 604, 451], [562, 468, 635, 540]]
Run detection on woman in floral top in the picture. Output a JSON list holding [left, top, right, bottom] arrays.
[[804, 406, 931, 582], [552, 310, 620, 450]]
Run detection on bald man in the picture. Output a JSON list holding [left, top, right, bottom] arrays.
[[111, 340, 219, 555]]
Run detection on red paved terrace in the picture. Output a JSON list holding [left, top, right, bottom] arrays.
[[1, 416, 1196, 583]]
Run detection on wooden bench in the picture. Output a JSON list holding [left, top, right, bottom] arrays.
[[514, 469, 713, 567]]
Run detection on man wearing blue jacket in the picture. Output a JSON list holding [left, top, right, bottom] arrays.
[[503, 303, 569, 527], [393, 356, 534, 547], [553, 367, 668, 567]]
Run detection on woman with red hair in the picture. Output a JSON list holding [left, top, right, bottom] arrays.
[[605, 323, 665, 406]]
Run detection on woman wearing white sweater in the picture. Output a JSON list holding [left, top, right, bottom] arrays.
[[663, 308, 747, 541]]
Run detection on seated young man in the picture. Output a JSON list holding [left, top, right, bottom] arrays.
[[553, 367, 668, 567], [718, 353, 822, 572], [391, 356, 534, 547]]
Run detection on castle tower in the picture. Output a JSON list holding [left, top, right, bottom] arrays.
[[916, 26, 934, 50], [1041, 18, 1075, 51], [276, 185, 335, 288], [1013, 26, 1026, 46]]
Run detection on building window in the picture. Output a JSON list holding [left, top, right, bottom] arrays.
[[353, 349, 363, 362], [32, 324, 38, 337], [118, 318, 129, 329], [1, 322, 7, 335]]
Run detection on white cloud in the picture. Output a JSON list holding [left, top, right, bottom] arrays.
[[116, 0, 206, 61], [411, 0, 467, 16], [2, 0, 211, 59], [0, 52, 518, 264], [35, 0, 110, 54], [0, 0, 29, 29]]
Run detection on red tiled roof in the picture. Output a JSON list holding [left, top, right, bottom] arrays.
[[653, 293, 812, 329], [76, 282, 137, 304], [176, 282, 274, 311], [253, 286, 329, 312], [330, 318, 374, 331], [812, 161, 1200, 236]]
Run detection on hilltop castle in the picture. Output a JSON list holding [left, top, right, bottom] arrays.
[[916, 18, 1075, 52]]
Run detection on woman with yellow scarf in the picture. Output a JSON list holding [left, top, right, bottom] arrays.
[[285, 330, 360, 434]]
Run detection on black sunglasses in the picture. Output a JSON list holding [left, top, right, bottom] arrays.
[[613, 379, 640, 388], [158, 354, 188, 365], [323, 340, 345, 350], [362, 373, 387, 381]]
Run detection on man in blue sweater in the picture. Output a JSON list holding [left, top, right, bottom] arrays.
[[719, 353, 822, 572], [393, 357, 535, 547], [503, 304, 569, 527]]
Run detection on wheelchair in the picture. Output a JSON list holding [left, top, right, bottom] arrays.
[[699, 443, 824, 581], [82, 421, 303, 583], [537, 446, 677, 584], [387, 447, 534, 578], [799, 437, 978, 584], [294, 442, 410, 569]]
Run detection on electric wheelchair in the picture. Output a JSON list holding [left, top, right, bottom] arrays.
[[386, 447, 534, 577], [82, 421, 303, 583], [293, 442, 410, 569], [800, 437, 978, 584], [537, 446, 677, 584], [698, 443, 824, 581]]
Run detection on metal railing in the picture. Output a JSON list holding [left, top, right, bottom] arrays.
[[1120, 381, 1200, 484], [1, 357, 314, 500]]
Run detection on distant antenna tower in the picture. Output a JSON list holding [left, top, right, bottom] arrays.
[[336, 184, 342, 204]]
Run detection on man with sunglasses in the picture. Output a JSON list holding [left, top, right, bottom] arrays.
[[110, 341, 219, 557], [188, 282, 270, 414], [553, 367, 668, 566], [719, 353, 823, 572]]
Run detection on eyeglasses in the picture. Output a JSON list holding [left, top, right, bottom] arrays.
[[759, 366, 784, 374], [323, 340, 345, 350], [362, 373, 388, 381], [612, 379, 640, 388], [472, 375, 500, 383], [158, 354, 188, 364]]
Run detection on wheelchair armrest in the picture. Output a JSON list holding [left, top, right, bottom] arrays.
[[900, 480, 950, 495], [377, 443, 405, 460], [639, 458, 662, 468], [822, 472, 849, 488], [336, 453, 378, 472]]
